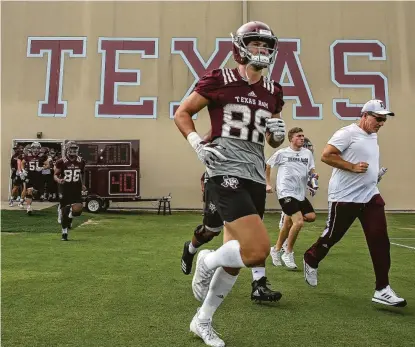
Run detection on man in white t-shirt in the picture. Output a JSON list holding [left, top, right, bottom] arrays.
[[303, 99, 407, 307], [266, 127, 318, 269], [278, 137, 317, 239]]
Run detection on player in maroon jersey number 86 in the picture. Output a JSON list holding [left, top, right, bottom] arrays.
[[175, 21, 286, 347], [54, 141, 86, 241]]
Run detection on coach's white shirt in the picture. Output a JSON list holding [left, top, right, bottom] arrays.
[[328, 123, 379, 203], [267, 147, 315, 201]]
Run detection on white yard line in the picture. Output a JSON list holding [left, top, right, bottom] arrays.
[[390, 238, 415, 240], [391, 242, 415, 250]]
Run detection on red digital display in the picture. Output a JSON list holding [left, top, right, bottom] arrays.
[[109, 170, 137, 195]]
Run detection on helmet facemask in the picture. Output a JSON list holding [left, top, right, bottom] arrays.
[[231, 32, 278, 70], [30, 142, 41, 156], [66, 141, 79, 159]]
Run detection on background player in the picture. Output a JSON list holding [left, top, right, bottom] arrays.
[[9, 145, 24, 207], [266, 128, 317, 269], [54, 141, 86, 241], [17, 142, 46, 214], [272, 136, 316, 253], [175, 21, 286, 347]]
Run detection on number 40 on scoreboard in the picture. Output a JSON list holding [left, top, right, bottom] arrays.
[[109, 170, 138, 195]]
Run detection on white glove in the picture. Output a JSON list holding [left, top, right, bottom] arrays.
[[377, 167, 388, 183], [266, 118, 286, 141], [187, 132, 228, 169], [20, 170, 27, 180]]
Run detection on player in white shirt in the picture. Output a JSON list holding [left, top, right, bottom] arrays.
[[266, 128, 318, 269], [277, 137, 317, 247], [303, 99, 407, 307]]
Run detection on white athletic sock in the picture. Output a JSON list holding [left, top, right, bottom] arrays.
[[198, 267, 238, 320], [251, 267, 266, 281], [62, 228, 68, 234], [203, 240, 246, 271], [188, 242, 198, 255]]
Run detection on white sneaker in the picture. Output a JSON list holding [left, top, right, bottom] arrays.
[[26, 205, 33, 215], [372, 285, 407, 307], [281, 251, 297, 269], [270, 247, 283, 266], [190, 309, 225, 347], [282, 240, 288, 253], [303, 259, 318, 287], [9, 199, 14, 207], [192, 250, 215, 302]]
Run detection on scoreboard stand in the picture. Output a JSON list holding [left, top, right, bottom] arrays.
[[76, 139, 172, 215]]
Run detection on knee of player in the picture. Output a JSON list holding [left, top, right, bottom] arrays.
[[293, 218, 305, 228], [243, 245, 269, 265], [304, 213, 316, 223], [195, 225, 221, 244]]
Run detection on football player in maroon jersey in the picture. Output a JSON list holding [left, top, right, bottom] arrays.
[[180, 127, 283, 303], [48, 148, 59, 201], [54, 141, 86, 241], [9, 145, 24, 207], [17, 142, 46, 215], [175, 21, 286, 346]]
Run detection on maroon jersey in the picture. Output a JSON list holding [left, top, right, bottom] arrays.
[[194, 68, 284, 144], [55, 156, 85, 188], [10, 154, 23, 171], [193, 68, 284, 183], [23, 155, 46, 173]]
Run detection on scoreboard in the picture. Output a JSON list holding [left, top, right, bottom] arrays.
[[74, 140, 140, 199], [77, 142, 132, 166]]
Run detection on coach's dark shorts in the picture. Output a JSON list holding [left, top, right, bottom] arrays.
[[206, 175, 266, 223], [279, 196, 314, 216]]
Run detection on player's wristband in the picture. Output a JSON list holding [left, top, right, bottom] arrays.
[[187, 132, 203, 151]]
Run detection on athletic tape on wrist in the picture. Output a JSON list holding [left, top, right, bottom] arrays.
[[187, 132, 203, 150]]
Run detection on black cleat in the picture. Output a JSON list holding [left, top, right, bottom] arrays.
[[181, 241, 196, 275], [61, 233, 68, 241], [251, 276, 282, 303]]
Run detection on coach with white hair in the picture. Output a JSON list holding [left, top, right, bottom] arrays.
[[303, 99, 407, 307]]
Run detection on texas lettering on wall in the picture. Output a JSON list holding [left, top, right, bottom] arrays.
[[27, 37, 390, 120]]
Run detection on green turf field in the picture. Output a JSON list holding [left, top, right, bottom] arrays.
[[2, 207, 414, 347]]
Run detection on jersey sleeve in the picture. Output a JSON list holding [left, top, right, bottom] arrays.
[[328, 128, 352, 153], [193, 69, 223, 101], [266, 149, 282, 168], [273, 81, 285, 114], [55, 159, 63, 171]]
